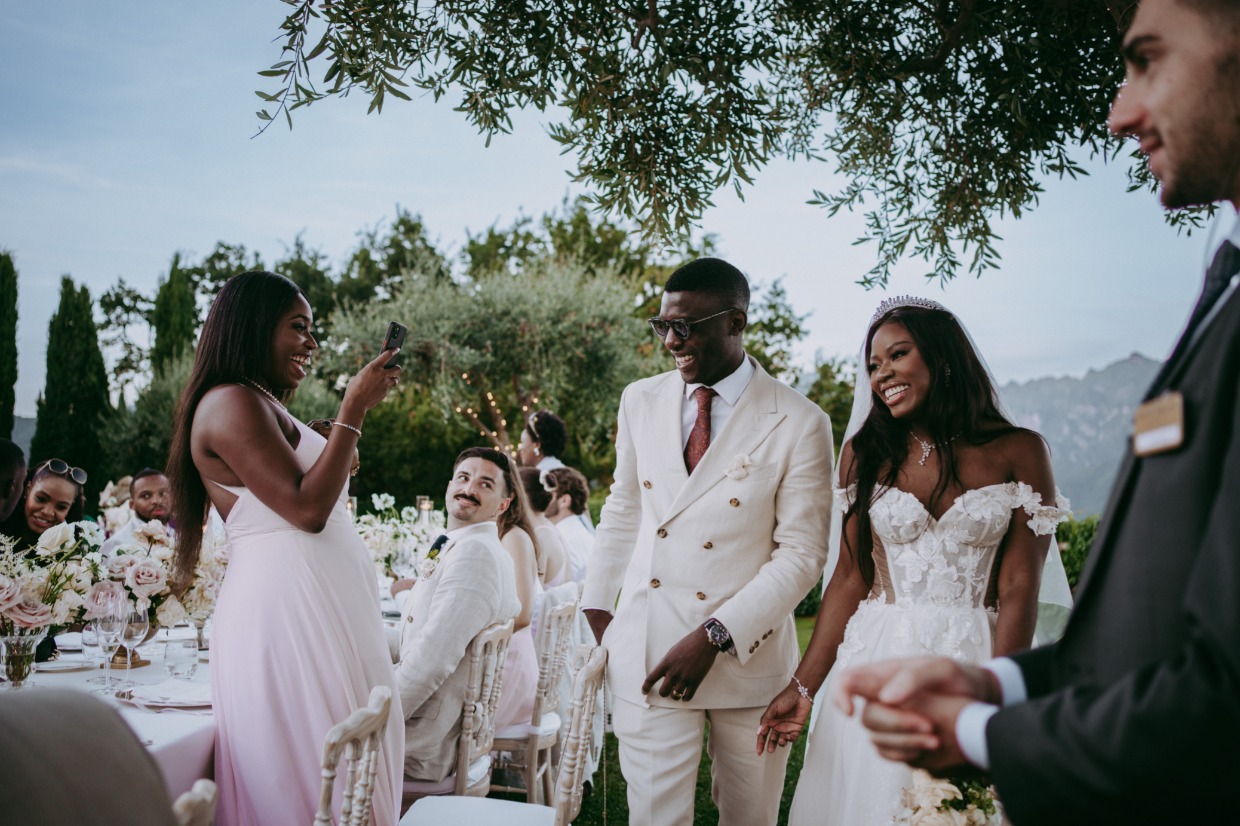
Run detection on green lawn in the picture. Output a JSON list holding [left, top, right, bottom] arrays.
[[563, 615, 817, 825]]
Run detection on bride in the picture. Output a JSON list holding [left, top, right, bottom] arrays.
[[757, 296, 1071, 824]]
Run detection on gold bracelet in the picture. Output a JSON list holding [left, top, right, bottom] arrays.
[[331, 421, 362, 438]]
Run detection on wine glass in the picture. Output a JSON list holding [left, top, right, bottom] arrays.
[[163, 638, 198, 680], [118, 609, 150, 689], [81, 623, 107, 685], [92, 595, 126, 696]]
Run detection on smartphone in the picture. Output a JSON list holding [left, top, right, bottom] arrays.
[[381, 321, 407, 369]]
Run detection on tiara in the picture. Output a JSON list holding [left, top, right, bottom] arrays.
[[870, 295, 948, 325]]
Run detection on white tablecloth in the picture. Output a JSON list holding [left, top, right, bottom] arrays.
[[25, 645, 215, 799]]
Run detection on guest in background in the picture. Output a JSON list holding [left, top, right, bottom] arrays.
[[0, 456, 87, 662], [396, 447, 521, 783], [517, 409, 568, 472], [0, 439, 26, 522], [0, 457, 86, 550], [518, 467, 570, 587], [100, 468, 172, 556], [545, 466, 594, 583], [494, 457, 543, 732]]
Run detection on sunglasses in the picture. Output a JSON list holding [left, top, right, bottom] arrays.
[[647, 308, 737, 341], [38, 458, 88, 486]]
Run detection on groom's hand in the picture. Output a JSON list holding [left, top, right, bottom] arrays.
[[863, 692, 973, 775], [642, 630, 719, 701]]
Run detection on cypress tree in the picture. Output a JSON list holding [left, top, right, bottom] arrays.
[[150, 254, 197, 374], [0, 252, 17, 439], [30, 277, 111, 502]]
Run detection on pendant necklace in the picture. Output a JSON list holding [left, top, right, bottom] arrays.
[[241, 377, 285, 409], [911, 432, 959, 466]]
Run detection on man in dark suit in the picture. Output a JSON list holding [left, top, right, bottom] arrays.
[[832, 1, 1240, 822]]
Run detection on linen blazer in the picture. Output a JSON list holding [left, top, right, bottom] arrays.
[[395, 522, 520, 783], [987, 277, 1240, 823], [582, 356, 834, 709]]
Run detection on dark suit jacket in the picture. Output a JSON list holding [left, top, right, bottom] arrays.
[[986, 275, 1240, 823]]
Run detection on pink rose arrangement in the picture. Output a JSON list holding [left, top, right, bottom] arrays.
[[0, 523, 104, 635]]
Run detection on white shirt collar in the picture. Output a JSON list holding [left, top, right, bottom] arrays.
[[1225, 206, 1240, 249], [682, 353, 755, 407], [536, 455, 566, 472]]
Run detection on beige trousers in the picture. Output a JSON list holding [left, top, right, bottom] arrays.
[[611, 695, 789, 826]]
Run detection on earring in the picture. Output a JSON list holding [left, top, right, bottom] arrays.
[[533, 445, 540, 456]]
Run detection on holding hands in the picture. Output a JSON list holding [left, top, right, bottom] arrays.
[[831, 656, 1001, 775]]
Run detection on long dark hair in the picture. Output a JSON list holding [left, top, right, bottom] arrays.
[[167, 271, 305, 590], [484, 451, 545, 579], [844, 305, 1016, 587]]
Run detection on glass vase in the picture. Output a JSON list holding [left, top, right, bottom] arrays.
[[2, 629, 49, 689]]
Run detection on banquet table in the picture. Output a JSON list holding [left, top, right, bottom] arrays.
[[19, 640, 216, 799]]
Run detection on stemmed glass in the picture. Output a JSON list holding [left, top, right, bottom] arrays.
[[81, 623, 107, 685], [92, 595, 126, 696], [118, 609, 150, 689]]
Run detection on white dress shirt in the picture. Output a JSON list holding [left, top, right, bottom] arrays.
[[679, 354, 755, 448]]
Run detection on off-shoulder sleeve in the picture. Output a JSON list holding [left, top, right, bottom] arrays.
[[1012, 482, 1072, 536]]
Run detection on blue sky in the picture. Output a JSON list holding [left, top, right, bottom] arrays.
[[1, 1, 1226, 417]]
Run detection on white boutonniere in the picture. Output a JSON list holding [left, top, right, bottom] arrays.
[[725, 454, 752, 480], [418, 540, 448, 580]]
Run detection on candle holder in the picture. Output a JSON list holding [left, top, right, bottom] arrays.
[[416, 496, 432, 528]]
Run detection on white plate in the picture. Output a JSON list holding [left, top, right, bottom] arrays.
[[35, 659, 96, 673], [118, 690, 212, 710], [55, 632, 83, 652]]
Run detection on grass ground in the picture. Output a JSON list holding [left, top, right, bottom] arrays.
[[557, 615, 817, 825]]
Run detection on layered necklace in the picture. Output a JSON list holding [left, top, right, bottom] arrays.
[[910, 432, 959, 466], [241, 377, 285, 409]]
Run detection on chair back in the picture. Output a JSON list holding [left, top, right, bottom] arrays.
[[315, 685, 393, 826], [172, 779, 218, 826], [531, 597, 578, 729], [455, 618, 515, 793], [553, 645, 607, 826]]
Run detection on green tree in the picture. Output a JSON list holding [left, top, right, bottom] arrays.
[[97, 278, 154, 404], [150, 255, 198, 374], [256, 1, 1197, 286], [98, 352, 193, 480], [325, 256, 650, 500], [745, 279, 809, 383], [0, 252, 17, 439], [30, 277, 111, 502], [804, 354, 856, 451]]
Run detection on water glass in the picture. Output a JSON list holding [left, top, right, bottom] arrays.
[[81, 625, 107, 685], [163, 639, 198, 680]]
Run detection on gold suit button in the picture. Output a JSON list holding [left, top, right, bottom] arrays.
[[696, 592, 706, 600], [729, 498, 740, 507], [406, 615, 414, 623], [643, 480, 652, 489], [703, 541, 713, 549], [657, 528, 668, 538], [651, 578, 661, 588]]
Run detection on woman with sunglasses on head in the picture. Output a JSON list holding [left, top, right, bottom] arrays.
[[757, 297, 1074, 825], [0, 457, 87, 662], [166, 271, 403, 826], [0, 458, 87, 550]]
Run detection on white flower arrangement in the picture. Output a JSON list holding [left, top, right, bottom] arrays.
[[355, 492, 446, 581], [725, 453, 753, 480], [0, 522, 104, 634], [896, 770, 1004, 826]]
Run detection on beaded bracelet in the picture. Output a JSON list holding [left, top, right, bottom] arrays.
[[792, 675, 812, 702], [332, 421, 362, 438]]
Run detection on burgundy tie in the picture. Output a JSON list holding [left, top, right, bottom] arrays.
[[684, 387, 717, 474]]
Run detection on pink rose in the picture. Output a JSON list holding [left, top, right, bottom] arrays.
[[0, 574, 20, 614], [106, 553, 140, 580], [83, 580, 128, 619], [4, 596, 53, 629], [124, 558, 168, 610]]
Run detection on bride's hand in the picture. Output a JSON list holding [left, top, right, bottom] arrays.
[[342, 348, 402, 413], [756, 684, 813, 755]]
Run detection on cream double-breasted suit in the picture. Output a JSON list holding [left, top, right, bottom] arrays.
[[583, 356, 833, 825], [395, 522, 520, 783]]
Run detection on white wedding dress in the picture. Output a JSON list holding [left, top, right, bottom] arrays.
[[788, 481, 1068, 825]]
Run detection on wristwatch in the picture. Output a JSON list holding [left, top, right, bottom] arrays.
[[703, 618, 733, 652]]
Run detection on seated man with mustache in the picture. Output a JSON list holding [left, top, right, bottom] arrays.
[[395, 447, 522, 784]]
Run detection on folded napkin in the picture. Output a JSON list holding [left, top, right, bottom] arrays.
[[55, 632, 82, 650], [130, 679, 212, 706]]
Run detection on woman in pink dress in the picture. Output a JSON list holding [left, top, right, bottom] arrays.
[[167, 271, 404, 826]]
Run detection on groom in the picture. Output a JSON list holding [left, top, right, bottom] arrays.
[[838, 1, 1240, 822], [583, 257, 833, 826]]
